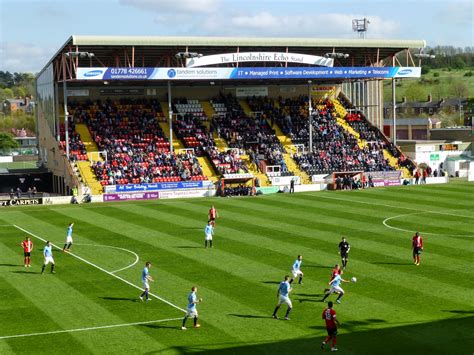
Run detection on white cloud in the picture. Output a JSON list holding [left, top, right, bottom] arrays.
[[119, 0, 219, 14], [201, 12, 400, 39], [0, 42, 56, 74]]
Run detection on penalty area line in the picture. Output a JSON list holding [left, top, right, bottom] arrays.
[[0, 317, 183, 340], [13, 224, 186, 313]]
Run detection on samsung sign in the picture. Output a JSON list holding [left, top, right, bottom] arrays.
[[186, 52, 334, 68], [77, 67, 421, 81]]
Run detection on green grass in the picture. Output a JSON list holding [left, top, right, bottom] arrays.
[[0, 161, 37, 170], [0, 181, 473, 354], [383, 68, 474, 101]]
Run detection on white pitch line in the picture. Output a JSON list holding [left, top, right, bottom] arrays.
[[0, 317, 183, 340], [13, 225, 186, 313], [311, 193, 474, 218], [74, 243, 140, 274], [382, 212, 474, 237]]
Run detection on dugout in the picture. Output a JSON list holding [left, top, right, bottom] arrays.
[[218, 173, 255, 197], [331, 171, 365, 190]]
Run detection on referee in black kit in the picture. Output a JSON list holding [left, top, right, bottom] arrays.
[[338, 237, 351, 269]]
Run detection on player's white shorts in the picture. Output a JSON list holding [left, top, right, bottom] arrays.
[[329, 285, 344, 294], [205, 233, 213, 241], [44, 256, 54, 265], [66, 236, 73, 244], [277, 295, 293, 308], [186, 308, 198, 317], [292, 269, 303, 278], [143, 280, 150, 290]]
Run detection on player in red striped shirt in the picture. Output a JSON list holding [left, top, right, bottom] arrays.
[[412, 232, 423, 266], [321, 301, 340, 352], [20, 237, 34, 267], [208, 205, 218, 227]]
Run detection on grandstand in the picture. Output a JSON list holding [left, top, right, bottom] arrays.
[[35, 36, 425, 198]]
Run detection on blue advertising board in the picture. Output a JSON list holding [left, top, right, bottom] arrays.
[[104, 181, 211, 193], [77, 66, 421, 81]]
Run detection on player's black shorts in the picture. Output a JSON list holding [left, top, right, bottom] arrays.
[[341, 252, 348, 259], [208, 217, 215, 222], [413, 247, 422, 256], [23, 251, 31, 257], [326, 327, 338, 336]]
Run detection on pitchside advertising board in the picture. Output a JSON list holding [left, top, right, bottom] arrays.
[[77, 67, 421, 81], [370, 171, 402, 187], [1, 198, 42, 207]]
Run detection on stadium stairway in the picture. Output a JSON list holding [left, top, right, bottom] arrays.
[[267, 119, 312, 184], [76, 161, 103, 195], [158, 102, 184, 151], [239, 100, 253, 116], [240, 154, 270, 186], [200, 101, 215, 130], [75, 123, 103, 159], [332, 99, 411, 177], [74, 123, 103, 194]]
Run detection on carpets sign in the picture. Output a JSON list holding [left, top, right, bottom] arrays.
[[1, 198, 42, 207]]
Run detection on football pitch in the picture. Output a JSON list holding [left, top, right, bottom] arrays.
[[0, 181, 472, 354]]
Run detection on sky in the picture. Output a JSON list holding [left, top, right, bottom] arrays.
[[0, 0, 472, 73]]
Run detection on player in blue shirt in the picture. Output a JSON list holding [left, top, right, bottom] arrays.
[[272, 275, 293, 320], [204, 222, 214, 248], [41, 241, 55, 274], [139, 261, 154, 301], [290, 255, 304, 284], [63, 222, 74, 252], [182, 286, 202, 330], [321, 273, 350, 304]]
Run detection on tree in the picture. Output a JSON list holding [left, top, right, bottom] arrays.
[[450, 80, 469, 98], [3, 88, 14, 99], [13, 86, 27, 98], [0, 132, 19, 150], [404, 83, 425, 101]]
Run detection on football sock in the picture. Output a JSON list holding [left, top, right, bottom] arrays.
[[272, 306, 280, 316], [194, 317, 198, 326], [210, 240, 213, 248], [322, 293, 329, 301], [24, 257, 27, 265], [41, 264, 45, 273], [324, 336, 330, 343], [336, 293, 343, 301], [145, 290, 149, 300], [285, 307, 292, 318], [332, 337, 337, 347], [182, 316, 188, 327], [51, 264, 55, 272], [289, 278, 294, 284], [140, 291, 146, 298], [298, 276, 303, 284], [205, 241, 208, 248]]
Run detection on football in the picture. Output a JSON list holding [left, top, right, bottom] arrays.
[[351, 277, 357, 283]]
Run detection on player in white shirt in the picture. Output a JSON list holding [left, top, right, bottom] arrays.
[[290, 255, 304, 284], [62, 222, 74, 252], [204, 222, 214, 248], [41, 241, 55, 274], [272, 275, 293, 320], [139, 261, 153, 301], [182, 286, 202, 330]]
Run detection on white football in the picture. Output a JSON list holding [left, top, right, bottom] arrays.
[[351, 277, 357, 283]]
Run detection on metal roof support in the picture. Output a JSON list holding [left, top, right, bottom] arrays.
[[132, 46, 135, 67]]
